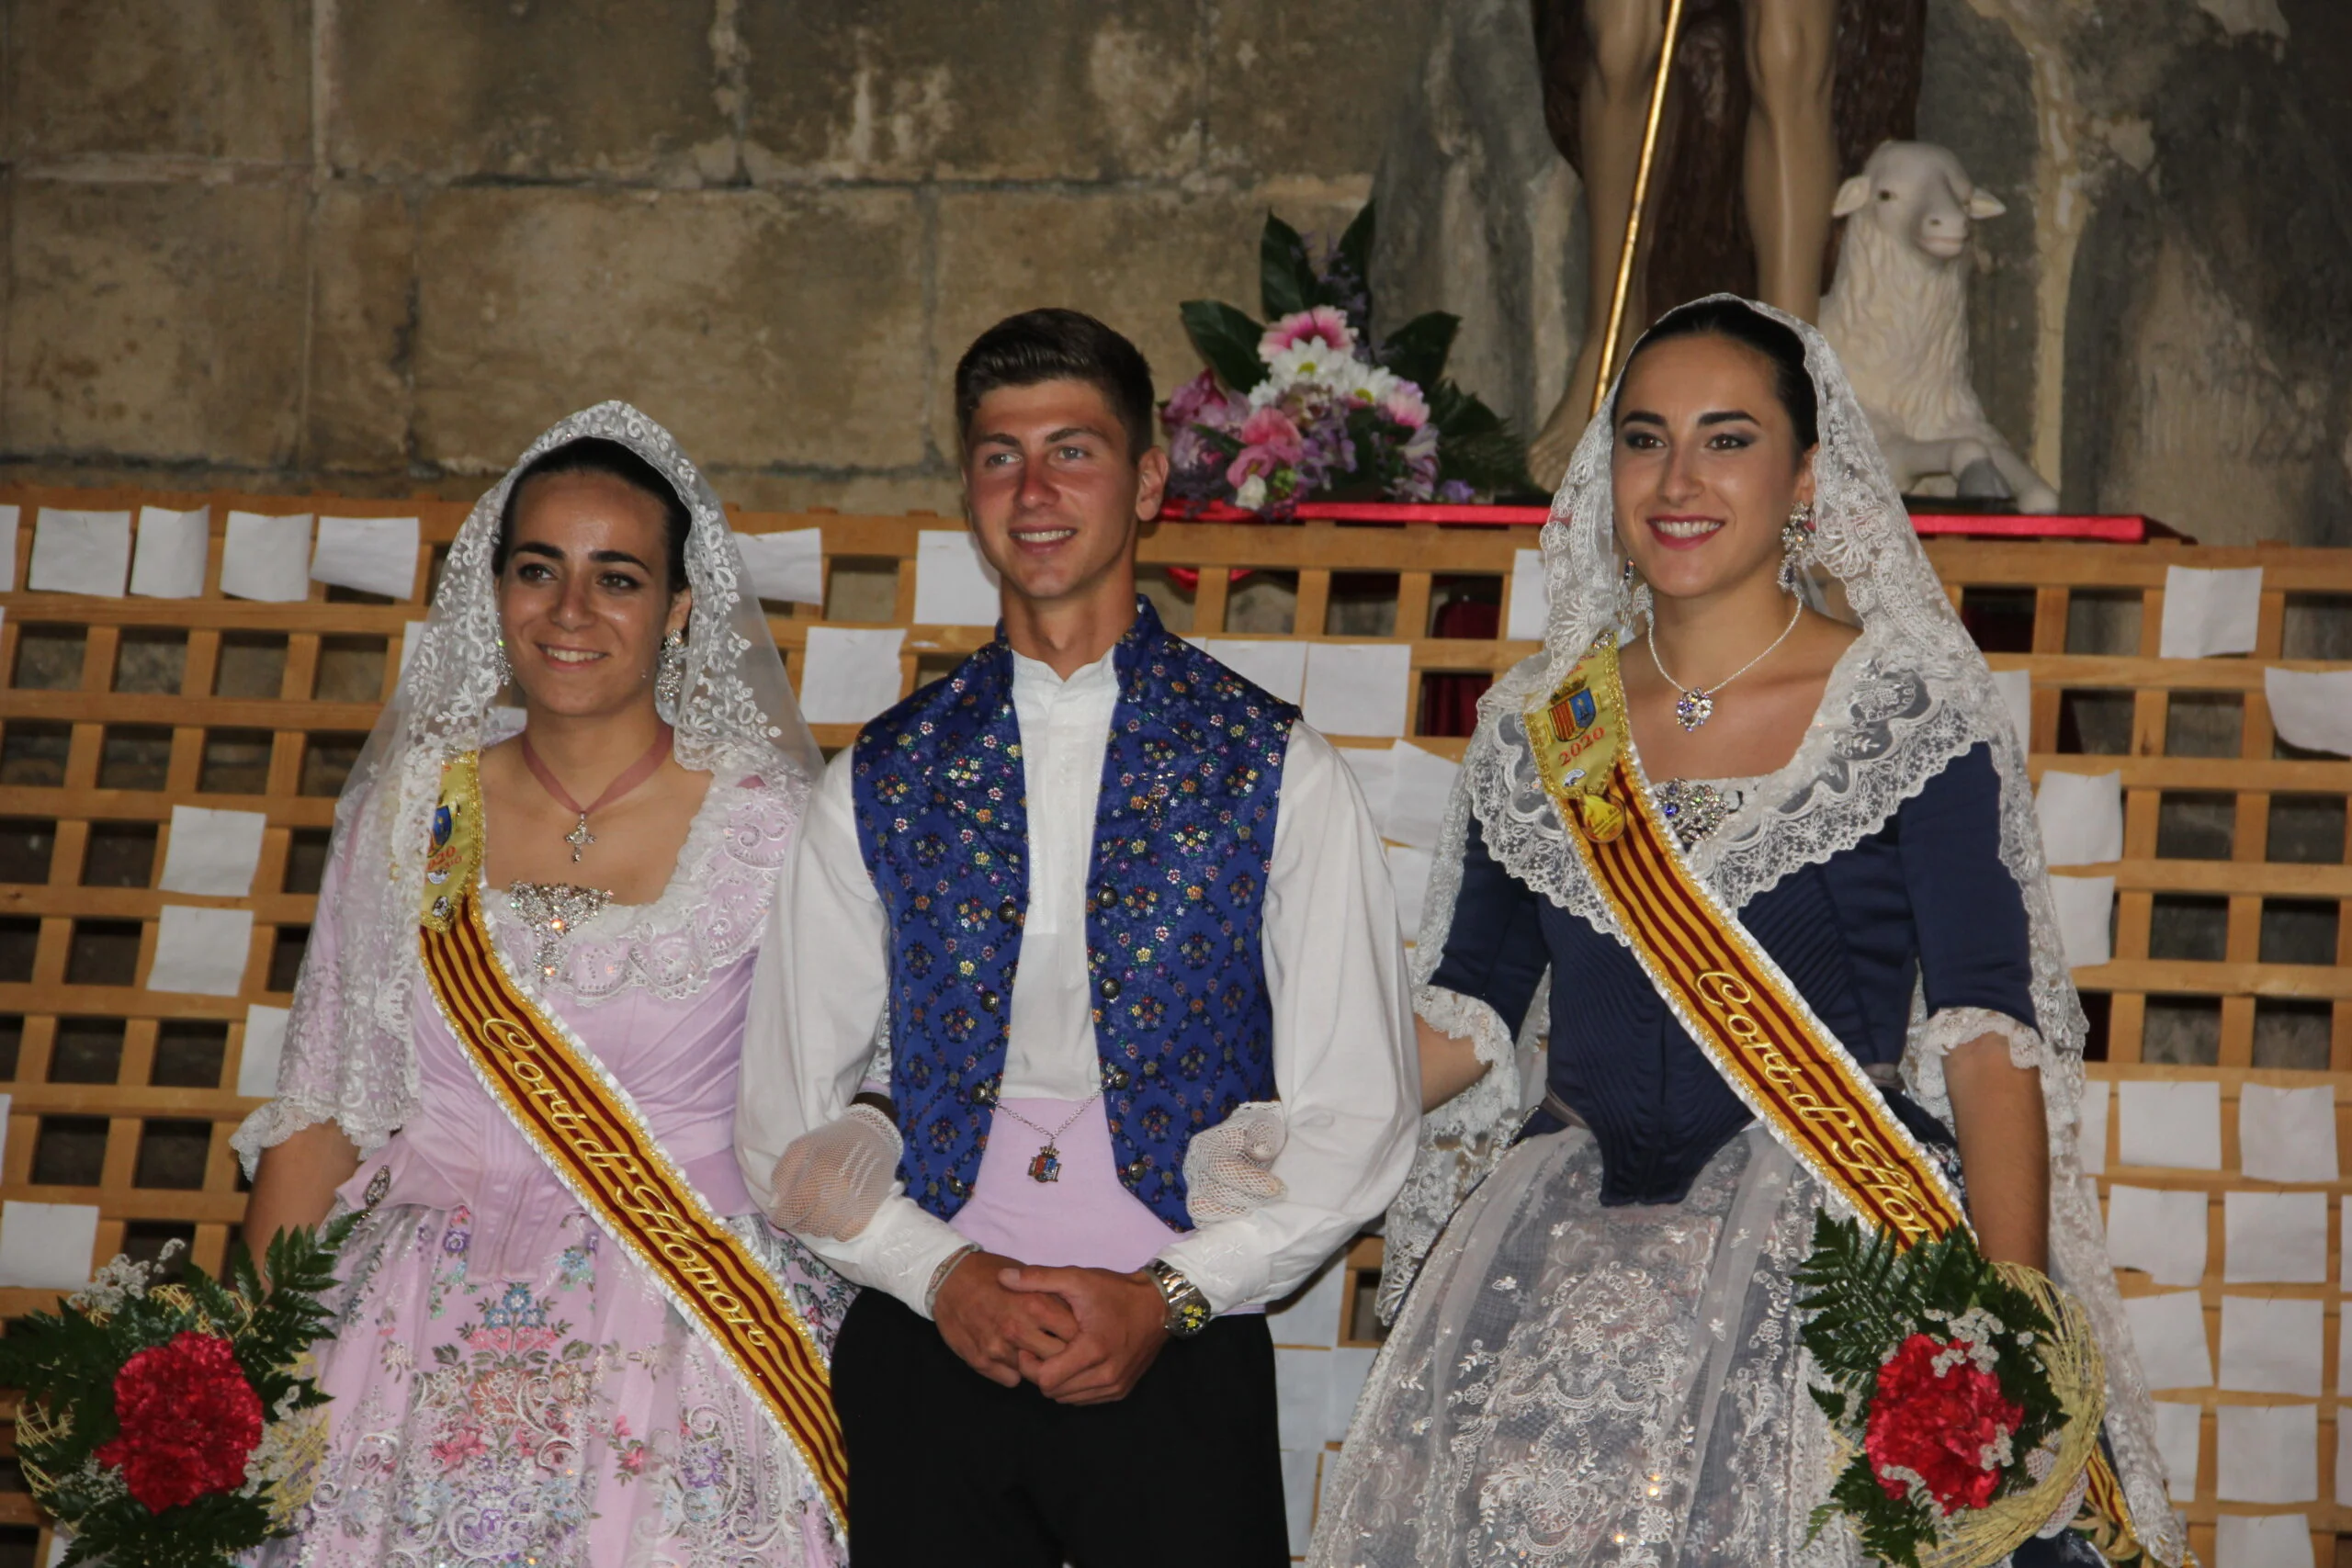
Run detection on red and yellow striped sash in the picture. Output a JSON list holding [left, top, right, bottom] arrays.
[[1569, 746, 1965, 1244], [415, 758, 847, 1529]]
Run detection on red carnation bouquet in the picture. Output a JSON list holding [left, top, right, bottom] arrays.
[[1793, 1215, 2106, 1568], [0, 1217, 353, 1567]]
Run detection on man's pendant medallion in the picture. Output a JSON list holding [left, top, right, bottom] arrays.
[[1027, 1144, 1062, 1183], [1674, 689, 1714, 731], [564, 815, 594, 863]]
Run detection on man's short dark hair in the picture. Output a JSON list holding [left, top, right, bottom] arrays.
[[954, 308, 1156, 460]]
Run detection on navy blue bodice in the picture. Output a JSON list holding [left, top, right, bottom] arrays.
[[852, 600, 1297, 1228], [1431, 743, 2037, 1205]]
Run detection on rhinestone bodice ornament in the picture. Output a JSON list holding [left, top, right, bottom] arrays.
[[1653, 777, 1763, 852], [506, 881, 616, 978]]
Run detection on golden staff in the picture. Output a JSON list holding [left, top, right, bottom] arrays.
[[1589, 0, 1690, 416]]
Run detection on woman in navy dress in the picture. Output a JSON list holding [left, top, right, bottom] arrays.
[[1308, 299, 2185, 1568]]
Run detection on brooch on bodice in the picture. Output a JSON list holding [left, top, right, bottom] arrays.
[[506, 881, 615, 979], [1653, 779, 1744, 851]]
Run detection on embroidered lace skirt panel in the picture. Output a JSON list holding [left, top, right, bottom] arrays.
[[1309, 1127, 1860, 1568], [254, 1201, 853, 1568]]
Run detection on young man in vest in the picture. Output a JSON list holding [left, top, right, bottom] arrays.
[[737, 307, 1417, 1565]]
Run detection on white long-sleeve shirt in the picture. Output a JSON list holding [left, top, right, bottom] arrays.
[[736, 644, 1419, 1315]]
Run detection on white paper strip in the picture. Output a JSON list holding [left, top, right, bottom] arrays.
[[157, 804, 268, 897], [2077, 1079, 2110, 1174], [28, 508, 131, 597], [400, 620, 428, 676], [1386, 844, 1433, 942], [2224, 1191, 2328, 1284], [735, 529, 827, 606], [2105, 1185, 2210, 1285], [2159, 564, 2262, 660], [911, 531, 1001, 626], [2118, 1079, 2224, 1170], [2265, 668, 2352, 757], [797, 626, 906, 726], [312, 515, 420, 600], [0, 1201, 98, 1289], [2121, 1289, 2212, 1389], [1201, 639, 1307, 705], [146, 905, 255, 997], [1274, 1346, 1333, 1450], [1385, 740, 1460, 851], [2152, 1399, 2201, 1502], [1304, 643, 1412, 739], [2218, 1296, 2324, 1395], [130, 505, 209, 598], [237, 1003, 291, 1098], [2214, 1513, 2312, 1568], [2049, 874, 2115, 968], [2216, 1403, 2318, 1503], [1990, 667, 2034, 754], [221, 512, 315, 603], [2037, 769, 2123, 866], [1506, 547, 1548, 641], [2240, 1083, 2338, 1183], [0, 503, 19, 591]]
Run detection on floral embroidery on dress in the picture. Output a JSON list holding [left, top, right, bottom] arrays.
[[260, 1206, 854, 1568]]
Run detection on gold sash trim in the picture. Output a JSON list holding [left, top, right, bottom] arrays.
[[1531, 640, 2154, 1562], [415, 757, 848, 1529]]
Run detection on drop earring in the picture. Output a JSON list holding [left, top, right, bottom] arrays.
[[1778, 500, 1815, 594], [1618, 557, 1653, 626], [492, 636, 514, 690], [653, 629, 687, 716]]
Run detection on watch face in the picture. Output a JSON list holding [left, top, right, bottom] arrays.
[[1178, 1299, 1211, 1336]]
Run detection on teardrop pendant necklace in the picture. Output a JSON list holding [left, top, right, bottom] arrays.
[[517, 724, 674, 862], [1647, 595, 1804, 731]]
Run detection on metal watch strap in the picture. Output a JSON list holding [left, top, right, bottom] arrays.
[[1145, 1258, 1212, 1338]]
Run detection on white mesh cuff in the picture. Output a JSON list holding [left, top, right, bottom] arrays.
[[1183, 1101, 1288, 1224]]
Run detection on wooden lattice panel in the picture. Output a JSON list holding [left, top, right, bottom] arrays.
[[1, 490, 2349, 1560]]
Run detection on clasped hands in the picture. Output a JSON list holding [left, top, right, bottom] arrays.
[[932, 1251, 1169, 1404]]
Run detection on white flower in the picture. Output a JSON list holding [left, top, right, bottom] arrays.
[[1234, 475, 1269, 510], [1265, 339, 1358, 389]]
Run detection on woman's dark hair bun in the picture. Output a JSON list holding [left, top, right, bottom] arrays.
[[1621, 298, 1819, 452], [494, 437, 692, 592]]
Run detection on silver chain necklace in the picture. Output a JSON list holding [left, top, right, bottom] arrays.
[[1647, 594, 1804, 731], [992, 1092, 1104, 1184]]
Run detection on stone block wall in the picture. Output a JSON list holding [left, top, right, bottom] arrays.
[[0, 0, 1440, 512]]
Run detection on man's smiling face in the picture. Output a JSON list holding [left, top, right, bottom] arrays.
[[960, 378, 1167, 611]]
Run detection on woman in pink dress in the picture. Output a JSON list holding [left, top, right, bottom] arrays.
[[233, 402, 846, 1566]]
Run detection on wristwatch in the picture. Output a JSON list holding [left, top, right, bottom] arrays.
[[1145, 1258, 1213, 1338]]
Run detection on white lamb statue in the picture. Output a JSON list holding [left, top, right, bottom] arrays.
[[1818, 140, 2059, 513]]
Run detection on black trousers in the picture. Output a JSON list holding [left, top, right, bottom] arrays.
[[831, 1288, 1290, 1567]]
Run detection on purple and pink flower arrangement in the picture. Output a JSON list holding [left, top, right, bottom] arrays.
[[1163, 205, 1531, 516]]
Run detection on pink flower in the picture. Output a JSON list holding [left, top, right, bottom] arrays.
[[1163, 368, 1238, 432], [1260, 306, 1355, 360], [1380, 381, 1430, 429], [1225, 406, 1306, 491]]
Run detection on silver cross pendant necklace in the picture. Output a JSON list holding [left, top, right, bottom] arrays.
[[517, 724, 674, 863]]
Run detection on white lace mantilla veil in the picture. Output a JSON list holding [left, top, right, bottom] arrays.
[[1381, 297, 2183, 1562], [231, 400, 822, 1174]]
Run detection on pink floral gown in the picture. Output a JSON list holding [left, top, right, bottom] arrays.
[[256, 775, 851, 1568]]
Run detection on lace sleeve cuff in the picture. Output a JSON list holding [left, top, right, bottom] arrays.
[[1416, 982, 1518, 1077], [1901, 1006, 2058, 1128], [229, 1096, 365, 1179]]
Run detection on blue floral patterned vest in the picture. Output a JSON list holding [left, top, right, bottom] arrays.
[[851, 599, 1297, 1229]]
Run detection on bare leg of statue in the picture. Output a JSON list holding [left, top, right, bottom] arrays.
[[1740, 0, 1837, 322], [1528, 0, 1663, 488]]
